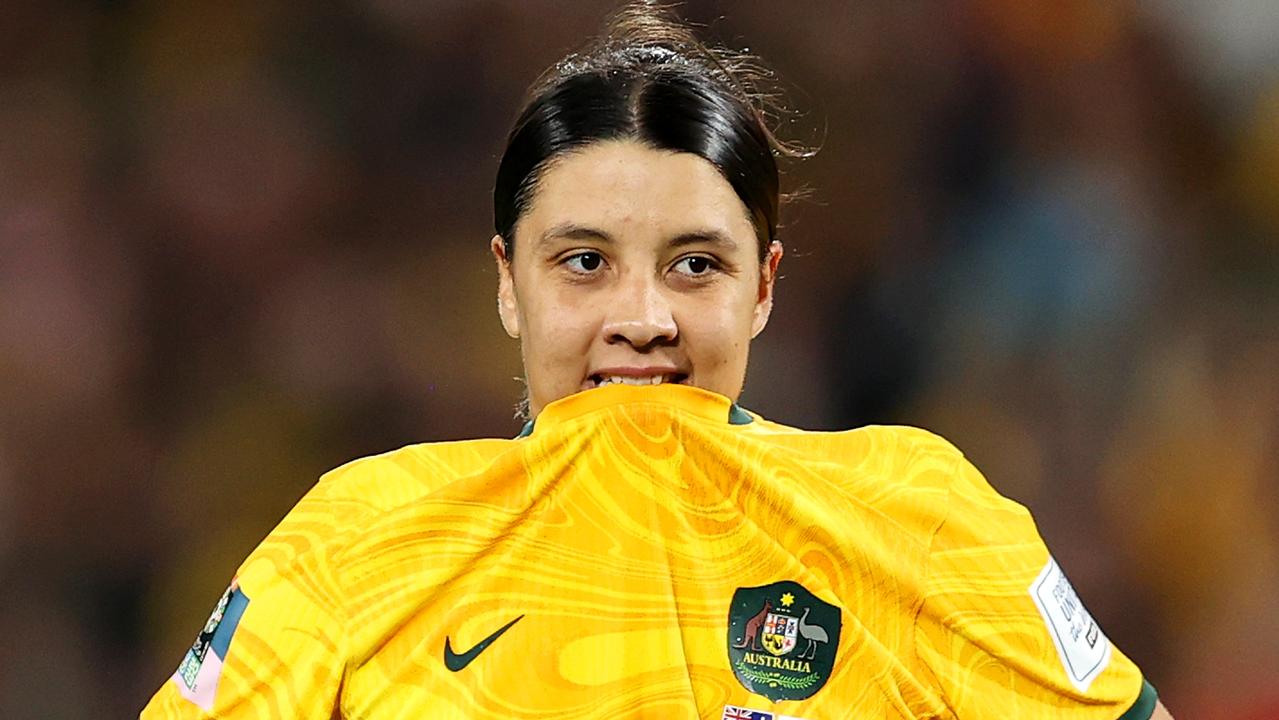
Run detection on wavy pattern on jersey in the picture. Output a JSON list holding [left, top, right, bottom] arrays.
[[913, 449, 1145, 719], [327, 397, 956, 719], [142, 385, 1147, 720]]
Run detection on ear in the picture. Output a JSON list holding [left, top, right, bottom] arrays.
[[491, 235, 520, 339], [751, 241, 783, 338]]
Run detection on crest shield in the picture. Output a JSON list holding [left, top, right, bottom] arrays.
[[726, 580, 842, 702], [761, 613, 797, 656]]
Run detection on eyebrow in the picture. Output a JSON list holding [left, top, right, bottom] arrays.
[[538, 222, 741, 251], [539, 223, 613, 246]]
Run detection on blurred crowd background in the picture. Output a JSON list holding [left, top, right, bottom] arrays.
[[1, 1, 1276, 717]]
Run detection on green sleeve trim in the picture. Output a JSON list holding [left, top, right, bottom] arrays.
[[1117, 679, 1158, 720]]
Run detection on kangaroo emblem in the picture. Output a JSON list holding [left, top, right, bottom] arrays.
[[731, 599, 772, 651]]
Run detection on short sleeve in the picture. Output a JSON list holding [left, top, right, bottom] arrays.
[[141, 486, 352, 719], [913, 451, 1156, 720]]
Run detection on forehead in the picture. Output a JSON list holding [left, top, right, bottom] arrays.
[[518, 140, 756, 248]]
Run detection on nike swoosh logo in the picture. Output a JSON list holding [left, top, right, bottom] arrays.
[[443, 615, 524, 672]]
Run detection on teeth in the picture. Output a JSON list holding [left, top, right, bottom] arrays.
[[599, 375, 668, 386]]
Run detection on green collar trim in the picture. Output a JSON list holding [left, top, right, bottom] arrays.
[[728, 403, 754, 425], [516, 419, 534, 439], [1117, 679, 1158, 720], [515, 402, 753, 438]]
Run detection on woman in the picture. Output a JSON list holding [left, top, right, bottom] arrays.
[[143, 4, 1171, 718]]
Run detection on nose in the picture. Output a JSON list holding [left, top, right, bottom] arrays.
[[601, 274, 678, 349]]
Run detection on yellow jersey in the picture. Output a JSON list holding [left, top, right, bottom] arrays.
[[142, 384, 1157, 719]]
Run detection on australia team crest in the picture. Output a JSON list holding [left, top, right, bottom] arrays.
[[727, 580, 842, 702]]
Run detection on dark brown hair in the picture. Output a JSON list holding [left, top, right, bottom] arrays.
[[493, 2, 807, 260]]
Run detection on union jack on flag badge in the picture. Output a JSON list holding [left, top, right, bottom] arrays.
[[721, 705, 773, 720], [721, 704, 812, 720]]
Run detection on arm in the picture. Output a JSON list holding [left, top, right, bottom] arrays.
[[1152, 700, 1175, 720], [915, 442, 1167, 720], [142, 482, 352, 718], [141, 571, 346, 719]]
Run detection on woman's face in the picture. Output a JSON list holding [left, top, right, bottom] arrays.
[[492, 139, 782, 417]]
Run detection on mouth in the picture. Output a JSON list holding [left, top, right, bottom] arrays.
[[583, 371, 690, 389]]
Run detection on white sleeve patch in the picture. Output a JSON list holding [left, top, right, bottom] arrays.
[[1028, 556, 1112, 692]]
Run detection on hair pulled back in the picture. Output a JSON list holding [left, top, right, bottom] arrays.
[[494, 2, 804, 259]]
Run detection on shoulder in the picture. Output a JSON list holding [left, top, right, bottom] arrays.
[[738, 417, 993, 540], [747, 414, 961, 455], [742, 417, 1052, 558], [142, 437, 521, 717], [744, 417, 970, 493], [311, 437, 522, 513], [234, 437, 523, 589]]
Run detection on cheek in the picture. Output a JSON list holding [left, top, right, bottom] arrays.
[[681, 288, 758, 367], [519, 289, 599, 369]]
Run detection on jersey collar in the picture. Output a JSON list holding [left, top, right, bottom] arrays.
[[516, 384, 753, 438]]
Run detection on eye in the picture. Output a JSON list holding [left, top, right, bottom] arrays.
[[564, 251, 604, 273], [672, 255, 717, 277]]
